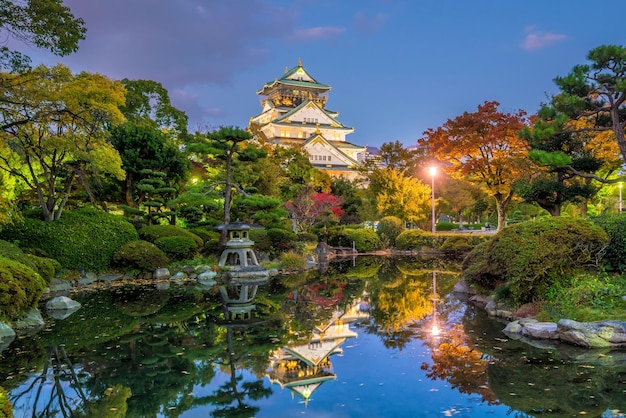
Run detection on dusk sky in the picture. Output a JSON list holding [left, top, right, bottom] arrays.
[[16, 0, 626, 148]]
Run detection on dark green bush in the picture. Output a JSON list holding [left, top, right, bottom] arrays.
[[462, 217, 609, 305], [377, 216, 404, 247], [139, 224, 203, 248], [113, 240, 170, 272], [266, 228, 297, 252], [191, 227, 221, 254], [0, 256, 46, 320], [298, 232, 318, 243], [435, 221, 457, 231], [345, 228, 382, 251], [0, 208, 139, 272], [590, 213, 626, 272], [154, 236, 197, 260], [439, 235, 473, 254], [249, 229, 272, 252]]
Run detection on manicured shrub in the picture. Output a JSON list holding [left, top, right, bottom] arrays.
[[590, 214, 626, 272], [139, 224, 203, 248], [191, 227, 221, 255], [112, 240, 170, 272], [461, 217, 609, 305], [266, 228, 297, 252], [439, 235, 473, 254], [395, 229, 428, 250], [345, 228, 382, 252], [377, 216, 404, 247], [0, 256, 46, 319], [154, 236, 197, 260], [0, 208, 139, 272], [249, 229, 272, 252]]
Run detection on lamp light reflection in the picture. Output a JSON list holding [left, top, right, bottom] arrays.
[[429, 166, 436, 233], [431, 271, 440, 337]]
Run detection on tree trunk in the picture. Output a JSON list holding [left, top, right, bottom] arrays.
[[494, 190, 514, 231]]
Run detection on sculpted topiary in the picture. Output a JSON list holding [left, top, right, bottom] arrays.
[[113, 240, 170, 273], [462, 217, 609, 305]]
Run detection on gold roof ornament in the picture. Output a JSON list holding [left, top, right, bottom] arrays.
[[315, 123, 321, 134], [298, 57, 302, 67]]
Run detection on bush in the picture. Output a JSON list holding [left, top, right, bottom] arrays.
[[154, 236, 197, 260], [461, 217, 609, 305], [0, 208, 139, 272], [139, 224, 203, 248], [279, 250, 307, 271], [113, 240, 170, 273], [439, 235, 473, 254], [266, 228, 297, 252], [191, 227, 221, 255], [395, 229, 428, 250], [590, 214, 626, 272], [377, 216, 404, 247], [298, 232, 318, 243], [345, 228, 382, 252], [0, 256, 46, 320], [0, 240, 59, 281]]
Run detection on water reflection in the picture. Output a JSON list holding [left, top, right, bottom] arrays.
[[267, 293, 369, 405], [1, 255, 625, 417]]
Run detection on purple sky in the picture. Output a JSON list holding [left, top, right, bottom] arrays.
[[15, 0, 626, 147]]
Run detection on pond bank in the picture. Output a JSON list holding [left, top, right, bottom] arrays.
[[455, 279, 626, 349]]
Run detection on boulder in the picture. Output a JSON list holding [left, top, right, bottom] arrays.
[[46, 296, 81, 311], [153, 268, 171, 280], [13, 308, 45, 336], [557, 319, 626, 348], [0, 322, 15, 351]]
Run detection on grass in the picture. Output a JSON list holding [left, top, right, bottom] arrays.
[[539, 272, 626, 322]]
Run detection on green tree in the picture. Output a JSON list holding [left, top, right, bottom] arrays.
[[551, 44, 626, 163], [109, 122, 190, 211], [377, 140, 421, 171], [0, 64, 126, 221], [518, 105, 619, 216], [187, 126, 266, 234], [0, 0, 86, 71], [368, 167, 431, 225], [120, 78, 188, 134]]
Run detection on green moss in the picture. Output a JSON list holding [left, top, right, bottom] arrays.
[[0, 256, 46, 319], [139, 224, 203, 248]]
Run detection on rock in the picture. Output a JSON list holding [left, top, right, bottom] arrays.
[[557, 319, 626, 348], [153, 268, 171, 280], [453, 280, 474, 294], [46, 296, 81, 311], [522, 321, 559, 340], [0, 322, 16, 351], [155, 281, 170, 290], [49, 278, 73, 292], [170, 271, 187, 280], [198, 270, 217, 280], [99, 273, 123, 282], [13, 308, 45, 336]]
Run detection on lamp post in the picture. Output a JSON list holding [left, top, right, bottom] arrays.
[[431, 271, 440, 337], [429, 166, 437, 233], [620, 182, 623, 213]]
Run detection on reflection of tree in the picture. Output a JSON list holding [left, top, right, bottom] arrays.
[[420, 325, 498, 404], [195, 326, 272, 418]]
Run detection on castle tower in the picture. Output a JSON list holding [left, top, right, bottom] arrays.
[[249, 59, 366, 180]]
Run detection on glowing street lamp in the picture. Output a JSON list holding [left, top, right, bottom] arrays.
[[429, 166, 437, 233]]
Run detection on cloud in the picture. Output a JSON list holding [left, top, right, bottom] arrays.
[[60, 0, 298, 87], [353, 11, 388, 34], [292, 26, 346, 41], [521, 26, 567, 51]]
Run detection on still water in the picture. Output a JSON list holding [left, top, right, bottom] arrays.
[[1, 256, 625, 417]]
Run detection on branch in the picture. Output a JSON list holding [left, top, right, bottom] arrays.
[[203, 181, 251, 197], [566, 165, 614, 183]]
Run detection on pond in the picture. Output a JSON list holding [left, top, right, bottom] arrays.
[[1, 255, 626, 418]]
